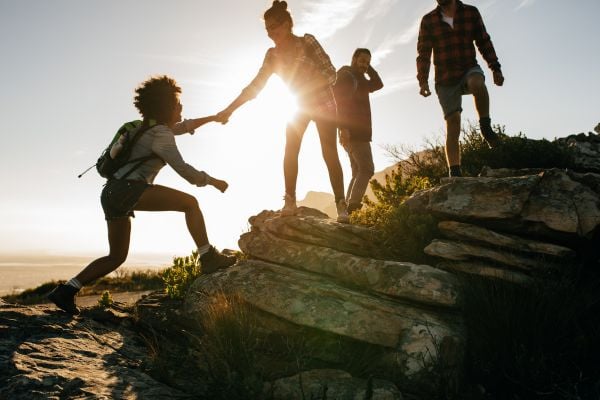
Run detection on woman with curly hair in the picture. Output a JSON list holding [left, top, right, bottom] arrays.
[[216, 0, 349, 223], [48, 75, 236, 315]]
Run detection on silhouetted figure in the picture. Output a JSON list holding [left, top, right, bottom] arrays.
[[48, 76, 236, 315], [334, 48, 384, 214], [417, 0, 504, 177], [216, 0, 349, 223]]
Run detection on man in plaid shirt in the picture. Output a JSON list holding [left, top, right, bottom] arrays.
[[417, 0, 505, 177]]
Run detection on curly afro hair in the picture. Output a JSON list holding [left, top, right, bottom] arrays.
[[134, 75, 181, 123]]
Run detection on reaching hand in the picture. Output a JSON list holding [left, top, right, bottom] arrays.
[[215, 110, 232, 125], [419, 83, 431, 97], [493, 70, 505, 86], [210, 178, 229, 193]]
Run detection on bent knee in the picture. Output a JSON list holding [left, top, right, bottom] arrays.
[[468, 75, 486, 92], [107, 253, 127, 267], [446, 111, 461, 124], [181, 194, 199, 212]]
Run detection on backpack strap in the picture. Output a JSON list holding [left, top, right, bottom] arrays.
[[116, 123, 160, 180]]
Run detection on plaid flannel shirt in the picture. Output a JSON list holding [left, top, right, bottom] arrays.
[[417, 1, 501, 87], [240, 34, 336, 116]]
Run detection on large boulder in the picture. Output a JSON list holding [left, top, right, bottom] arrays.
[[184, 209, 464, 396], [406, 169, 600, 240]]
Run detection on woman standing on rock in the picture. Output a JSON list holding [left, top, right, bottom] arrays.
[[48, 75, 236, 315], [216, 0, 349, 223]]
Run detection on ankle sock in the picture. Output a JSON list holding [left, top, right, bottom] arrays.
[[66, 278, 82, 290], [198, 244, 211, 257]]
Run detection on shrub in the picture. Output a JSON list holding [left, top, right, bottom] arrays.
[[97, 290, 113, 308], [196, 292, 267, 399], [161, 252, 201, 300], [351, 167, 438, 263]]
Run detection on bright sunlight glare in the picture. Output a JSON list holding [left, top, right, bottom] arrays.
[[258, 77, 299, 123]]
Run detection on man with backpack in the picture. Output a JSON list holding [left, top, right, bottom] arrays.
[[47, 75, 236, 315], [334, 48, 384, 214]]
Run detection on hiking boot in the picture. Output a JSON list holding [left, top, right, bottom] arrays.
[[280, 194, 297, 217], [480, 119, 501, 149], [336, 199, 350, 223], [47, 284, 80, 315], [200, 246, 236, 274]]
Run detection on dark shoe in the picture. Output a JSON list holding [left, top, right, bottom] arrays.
[[480, 120, 501, 149], [200, 246, 237, 274], [47, 284, 80, 315]]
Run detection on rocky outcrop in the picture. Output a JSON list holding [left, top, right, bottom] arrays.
[[557, 132, 600, 173], [0, 300, 191, 399], [406, 167, 599, 282], [184, 208, 463, 396]]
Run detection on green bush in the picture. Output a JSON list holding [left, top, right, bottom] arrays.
[[351, 167, 438, 263], [161, 252, 201, 300], [97, 290, 114, 308], [196, 292, 267, 399]]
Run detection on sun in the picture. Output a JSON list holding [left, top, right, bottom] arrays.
[[257, 76, 299, 123]]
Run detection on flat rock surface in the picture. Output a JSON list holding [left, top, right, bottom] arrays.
[[0, 300, 191, 399]]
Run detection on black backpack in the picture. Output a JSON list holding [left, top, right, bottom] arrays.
[[78, 120, 158, 179]]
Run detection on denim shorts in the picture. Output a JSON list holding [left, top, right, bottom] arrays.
[[435, 66, 484, 119], [100, 179, 150, 220]]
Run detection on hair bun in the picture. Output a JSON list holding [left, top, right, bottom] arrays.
[[272, 0, 287, 11]]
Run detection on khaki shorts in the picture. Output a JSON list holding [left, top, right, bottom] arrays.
[[435, 66, 484, 119]]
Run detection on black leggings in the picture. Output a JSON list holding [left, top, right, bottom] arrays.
[[284, 111, 345, 202]]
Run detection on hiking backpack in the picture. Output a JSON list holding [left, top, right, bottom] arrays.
[[78, 120, 158, 179]]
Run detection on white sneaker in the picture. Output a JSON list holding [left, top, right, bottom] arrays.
[[336, 199, 349, 223], [281, 194, 297, 216]]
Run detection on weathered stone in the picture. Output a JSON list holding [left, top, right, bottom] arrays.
[[184, 260, 462, 383], [406, 170, 600, 238], [239, 230, 459, 309], [521, 169, 600, 237], [568, 171, 600, 195], [265, 369, 404, 400], [249, 209, 381, 258], [0, 303, 192, 399], [424, 239, 561, 272], [559, 133, 600, 172], [437, 221, 575, 259], [406, 175, 540, 220], [437, 261, 532, 284]]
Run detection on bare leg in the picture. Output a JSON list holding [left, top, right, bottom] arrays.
[[284, 114, 310, 197], [445, 111, 462, 167], [467, 73, 489, 119], [135, 185, 209, 248], [315, 118, 345, 201], [75, 218, 131, 286]]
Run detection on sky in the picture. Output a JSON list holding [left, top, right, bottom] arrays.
[[1, 0, 599, 265]]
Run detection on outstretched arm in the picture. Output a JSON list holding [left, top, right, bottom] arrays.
[[172, 115, 218, 136], [216, 50, 274, 124]]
